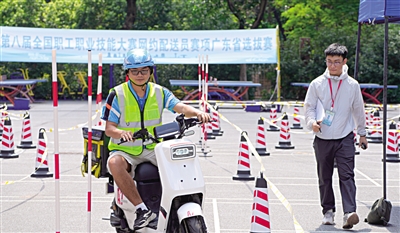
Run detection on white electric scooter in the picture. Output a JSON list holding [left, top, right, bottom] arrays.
[[108, 114, 208, 233]]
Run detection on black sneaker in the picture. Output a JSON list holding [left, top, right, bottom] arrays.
[[134, 208, 156, 230]]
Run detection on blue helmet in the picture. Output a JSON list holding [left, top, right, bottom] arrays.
[[123, 48, 154, 70]]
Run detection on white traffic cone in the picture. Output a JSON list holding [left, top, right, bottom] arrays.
[[267, 108, 279, 131], [0, 117, 19, 158], [290, 106, 303, 129], [0, 110, 8, 142], [367, 110, 382, 143], [275, 114, 295, 149], [386, 122, 400, 163], [211, 107, 223, 136], [250, 172, 271, 233], [206, 122, 216, 140], [233, 132, 254, 181], [17, 112, 36, 149], [254, 118, 270, 156], [31, 128, 53, 178]]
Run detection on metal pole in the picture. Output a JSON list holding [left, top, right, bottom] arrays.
[[382, 17, 388, 199]]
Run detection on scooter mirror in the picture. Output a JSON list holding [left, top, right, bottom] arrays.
[[154, 121, 180, 139]]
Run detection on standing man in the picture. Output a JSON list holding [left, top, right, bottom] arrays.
[[101, 48, 211, 230], [304, 43, 367, 229]]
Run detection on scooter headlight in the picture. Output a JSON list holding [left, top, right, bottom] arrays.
[[171, 145, 195, 159]]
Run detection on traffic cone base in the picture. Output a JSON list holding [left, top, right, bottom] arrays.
[[290, 124, 303, 129], [212, 130, 223, 136], [0, 151, 19, 159], [255, 148, 270, 156], [368, 137, 383, 143], [266, 126, 279, 132], [17, 141, 36, 149], [31, 167, 53, 178], [232, 171, 254, 181], [384, 156, 400, 163], [275, 142, 295, 149], [207, 134, 216, 140]]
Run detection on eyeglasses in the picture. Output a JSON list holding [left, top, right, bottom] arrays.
[[129, 69, 149, 75], [326, 60, 343, 67]]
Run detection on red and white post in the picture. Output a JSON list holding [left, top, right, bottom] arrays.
[[87, 50, 93, 232], [199, 55, 212, 156], [95, 53, 103, 126], [51, 49, 61, 233]]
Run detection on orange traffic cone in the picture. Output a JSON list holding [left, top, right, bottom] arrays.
[[0, 117, 19, 158], [233, 132, 254, 181], [17, 112, 36, 149], [250, 172, 271, 233], [254, 118, 270, 156], [275, 114, 295, 149], [31, 129, 53, 178]]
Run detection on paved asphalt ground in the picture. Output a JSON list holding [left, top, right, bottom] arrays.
[[0, 100, 399, 233]]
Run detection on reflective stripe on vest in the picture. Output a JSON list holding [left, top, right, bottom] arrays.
[[108, 82, 164, 155]]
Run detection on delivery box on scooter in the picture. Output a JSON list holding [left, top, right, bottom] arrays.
[[81, 125, 111, 178]]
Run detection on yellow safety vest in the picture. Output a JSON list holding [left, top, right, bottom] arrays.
[[108, 82, 164, 156]]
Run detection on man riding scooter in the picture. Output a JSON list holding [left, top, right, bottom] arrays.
[[101, 48, 211, 230]]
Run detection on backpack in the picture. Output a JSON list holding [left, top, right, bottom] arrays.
[[364, 197, 392, 226]]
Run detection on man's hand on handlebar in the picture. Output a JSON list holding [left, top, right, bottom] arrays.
[[120, 130, 135, 142], [196, 111, 211, 124]]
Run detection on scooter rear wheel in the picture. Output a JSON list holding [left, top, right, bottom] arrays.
[[179, 216, 207, 233]]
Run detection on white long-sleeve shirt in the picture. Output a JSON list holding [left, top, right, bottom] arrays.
[[304, 65, 367, 139]]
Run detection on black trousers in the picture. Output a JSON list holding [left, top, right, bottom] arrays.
[[313, 132, 356, 215]]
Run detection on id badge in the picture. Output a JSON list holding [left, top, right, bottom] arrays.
[[322, 110, 335, 126]]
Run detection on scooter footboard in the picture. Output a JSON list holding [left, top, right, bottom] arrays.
[[176, 202, 203, 223]]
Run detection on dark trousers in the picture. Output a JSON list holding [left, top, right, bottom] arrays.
[[313, 132, 356, 214]]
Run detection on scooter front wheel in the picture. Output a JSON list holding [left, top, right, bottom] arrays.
[[179, 216, 207, 233]]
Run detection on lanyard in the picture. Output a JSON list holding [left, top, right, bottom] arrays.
[[328, 79, 342, 109]]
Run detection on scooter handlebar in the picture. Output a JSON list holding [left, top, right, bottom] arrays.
[[118, 114, 208, 144]]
